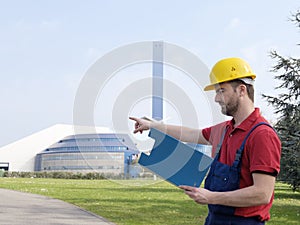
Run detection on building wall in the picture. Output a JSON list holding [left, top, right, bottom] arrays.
[[0, 124, 111, 171], [38, 152, 125, 174], [34, 132, 140, 177]]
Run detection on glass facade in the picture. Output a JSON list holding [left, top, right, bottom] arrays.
[[35, 133, 140, 177], [45, 146, 128, 152]]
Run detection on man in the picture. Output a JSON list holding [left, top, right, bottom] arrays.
[[130, 57, 281, 225]]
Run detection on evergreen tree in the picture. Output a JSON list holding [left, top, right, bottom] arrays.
[[262, 10, 300, 191]]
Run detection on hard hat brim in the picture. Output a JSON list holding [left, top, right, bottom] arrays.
[[204, 84, 216, 91], [203, 75, 256, 91]]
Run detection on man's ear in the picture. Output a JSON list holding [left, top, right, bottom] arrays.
[[238, 84, 247, 97]]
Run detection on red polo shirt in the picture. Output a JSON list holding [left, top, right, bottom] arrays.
[[202, 108, 281, 221]]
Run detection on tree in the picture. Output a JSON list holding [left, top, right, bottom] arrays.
[[262, 10, 300, 191]]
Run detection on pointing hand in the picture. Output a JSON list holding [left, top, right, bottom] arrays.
[[129, 117, 152, 134]]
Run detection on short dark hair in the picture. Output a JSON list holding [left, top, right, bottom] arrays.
[[229, 80, 254, 102]]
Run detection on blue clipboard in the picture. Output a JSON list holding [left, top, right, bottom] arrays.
[[138, 128, 213, 187]]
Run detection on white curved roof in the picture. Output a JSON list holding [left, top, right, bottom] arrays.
[[0, 124, 111, 171]]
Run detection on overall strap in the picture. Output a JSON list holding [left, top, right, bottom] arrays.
[[232, 122, 274, 168]]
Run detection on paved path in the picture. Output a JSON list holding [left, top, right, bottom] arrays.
[[0, 188, 116, 225]]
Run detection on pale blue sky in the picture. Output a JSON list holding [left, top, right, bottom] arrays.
[[0, 0, 299, 147]]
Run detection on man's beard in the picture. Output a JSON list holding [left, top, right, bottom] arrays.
[[220, 97, 239, 117]]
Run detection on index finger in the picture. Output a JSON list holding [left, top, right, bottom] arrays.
[[129, 116, 139, 122]]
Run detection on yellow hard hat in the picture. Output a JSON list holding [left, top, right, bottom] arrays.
[[204, 57, 256, 91]]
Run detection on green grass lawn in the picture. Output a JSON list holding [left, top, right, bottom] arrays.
[[0, 178, 299, 225]]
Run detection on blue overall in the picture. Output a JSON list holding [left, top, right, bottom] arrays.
[[204, 122, 272, 225]]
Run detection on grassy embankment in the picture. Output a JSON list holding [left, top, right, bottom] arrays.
[[0, 178, 299, 225]]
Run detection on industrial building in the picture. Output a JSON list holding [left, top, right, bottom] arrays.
[[0, 124, 140, 177], [35, 133, 139, 176], [0, 123, 211, 179]]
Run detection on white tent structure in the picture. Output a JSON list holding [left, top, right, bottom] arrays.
[[0, 124, 111, 172]]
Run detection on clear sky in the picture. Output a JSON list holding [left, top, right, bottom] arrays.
[[0, 0, 299, 147]]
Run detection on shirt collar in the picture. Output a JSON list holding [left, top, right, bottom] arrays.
[[230, 108, 261, 132]]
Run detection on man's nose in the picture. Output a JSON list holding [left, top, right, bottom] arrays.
[[215, 93, 221, 103], [215, 92, 225, 103]]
